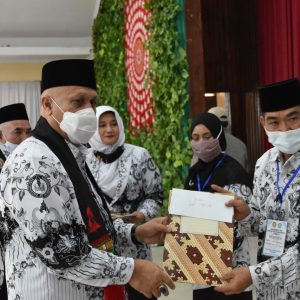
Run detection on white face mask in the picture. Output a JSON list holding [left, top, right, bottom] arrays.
[[1, 133, 19, 154], [50, 97, 97, 144], [4, 140, 18, 153], [265, 127, 300, 154]]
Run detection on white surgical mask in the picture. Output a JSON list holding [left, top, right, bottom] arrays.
[[1, 133, 19, 154], [4, 140, 18, 154], [50, 97, 97, 144], [265, 127, 300, 154]]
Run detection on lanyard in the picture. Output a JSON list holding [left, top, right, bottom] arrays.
[[197, 154, 226, 191], [276, 159, 300, 209]]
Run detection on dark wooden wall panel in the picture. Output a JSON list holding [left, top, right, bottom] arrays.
[[244, 92, 264, 175], [185, 1, 206, 118], [201, 0, 235, 92], [201, 0, 258, 92], [185, 0, 261, 173], [234, 0, 259, 91], [230, 92, 246, 142]]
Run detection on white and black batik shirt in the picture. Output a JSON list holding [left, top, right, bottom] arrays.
[[0, 136, 135, 300], [86, 144, 163, 260], [242, 147, 300, 300]]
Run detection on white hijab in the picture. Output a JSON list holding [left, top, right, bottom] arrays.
[[89, 105, 125, 154], [88, 106, 130, 202]]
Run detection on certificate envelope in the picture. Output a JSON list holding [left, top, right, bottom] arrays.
[[163, 188, 233, 286], [180, 216, 219, 236], [169, 188, 233, 223]]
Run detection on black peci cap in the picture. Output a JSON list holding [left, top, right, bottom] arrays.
[[0, 103, 29, 125], [258, 78, 300, 113], [41, 59, 97, 93]]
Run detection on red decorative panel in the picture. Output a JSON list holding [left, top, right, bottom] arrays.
[[125, 0, 154, 134]]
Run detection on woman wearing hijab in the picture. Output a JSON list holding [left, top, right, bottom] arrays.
[[186, 113, 253, 300], [86, 105, 163, 300]]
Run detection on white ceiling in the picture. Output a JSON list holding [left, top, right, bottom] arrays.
[[0, 0, 100, 62]]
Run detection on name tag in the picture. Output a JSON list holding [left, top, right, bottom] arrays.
[[262, 219, 287, 257]]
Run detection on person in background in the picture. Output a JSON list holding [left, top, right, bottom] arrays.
[[0, 59, 174, 300], [86, 105, 163, 300], [0, 103, 31, 168], [186, 112, 252, 300], [214, 78, 300, 299], [208, 106, 249, 173], [0, 102, 31, 300]]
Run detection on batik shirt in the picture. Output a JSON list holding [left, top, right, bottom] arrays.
[[0, 144, 10, 162], [0, 137, 135, 300], [0, 143, 9, 298], [242, 147, 300, 300], [86, 144, 163, 260]]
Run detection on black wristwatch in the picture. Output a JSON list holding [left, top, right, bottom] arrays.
[[131, 224, 143, 245]]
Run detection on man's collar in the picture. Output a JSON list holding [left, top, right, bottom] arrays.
[[270, 147, 300, 165]]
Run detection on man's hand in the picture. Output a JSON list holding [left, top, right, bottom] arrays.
[[135, 217, 171, 244], [124, 211, 145, 224], [214, 267, 252, 295], [211, 184, 251, 221], [129, 259, 175, 298]]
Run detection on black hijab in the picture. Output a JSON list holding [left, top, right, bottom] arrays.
[[190, 112, 226, 151], [186, 113, 251, 191]]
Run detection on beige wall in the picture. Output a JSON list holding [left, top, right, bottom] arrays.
[[0, 64, 43, 81]]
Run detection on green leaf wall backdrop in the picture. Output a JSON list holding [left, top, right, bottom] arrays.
[[93, 0, 191, 214]]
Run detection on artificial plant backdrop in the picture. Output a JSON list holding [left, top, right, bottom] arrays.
[[93, 0, 191, 214]]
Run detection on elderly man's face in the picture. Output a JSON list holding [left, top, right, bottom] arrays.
[[0, 120, 31, 144], [41, 86, 97, 139], [260, 105, 300, 132]]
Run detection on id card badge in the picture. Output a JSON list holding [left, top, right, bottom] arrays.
[[262, 219, 287, 257]]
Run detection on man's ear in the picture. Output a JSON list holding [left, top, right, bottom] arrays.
[[41, 96, 53, 116], [0, 129, 5, 143], [259, 115, 265, 128]]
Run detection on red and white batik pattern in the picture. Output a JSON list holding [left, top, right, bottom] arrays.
[[125, 0, 154, 133]]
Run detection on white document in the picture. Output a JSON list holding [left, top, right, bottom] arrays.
[[180, 216, 219, 236], [169, 188, 233, 223]]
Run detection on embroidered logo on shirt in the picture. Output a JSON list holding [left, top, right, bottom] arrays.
[[27, 174, 51, 198]]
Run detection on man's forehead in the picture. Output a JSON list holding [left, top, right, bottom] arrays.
[[264, 106, 300, 118], [2, 119, 31, 129], [45, 85, 97, 97]]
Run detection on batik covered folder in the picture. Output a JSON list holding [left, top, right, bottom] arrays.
[[163, 214, 233, 286]]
